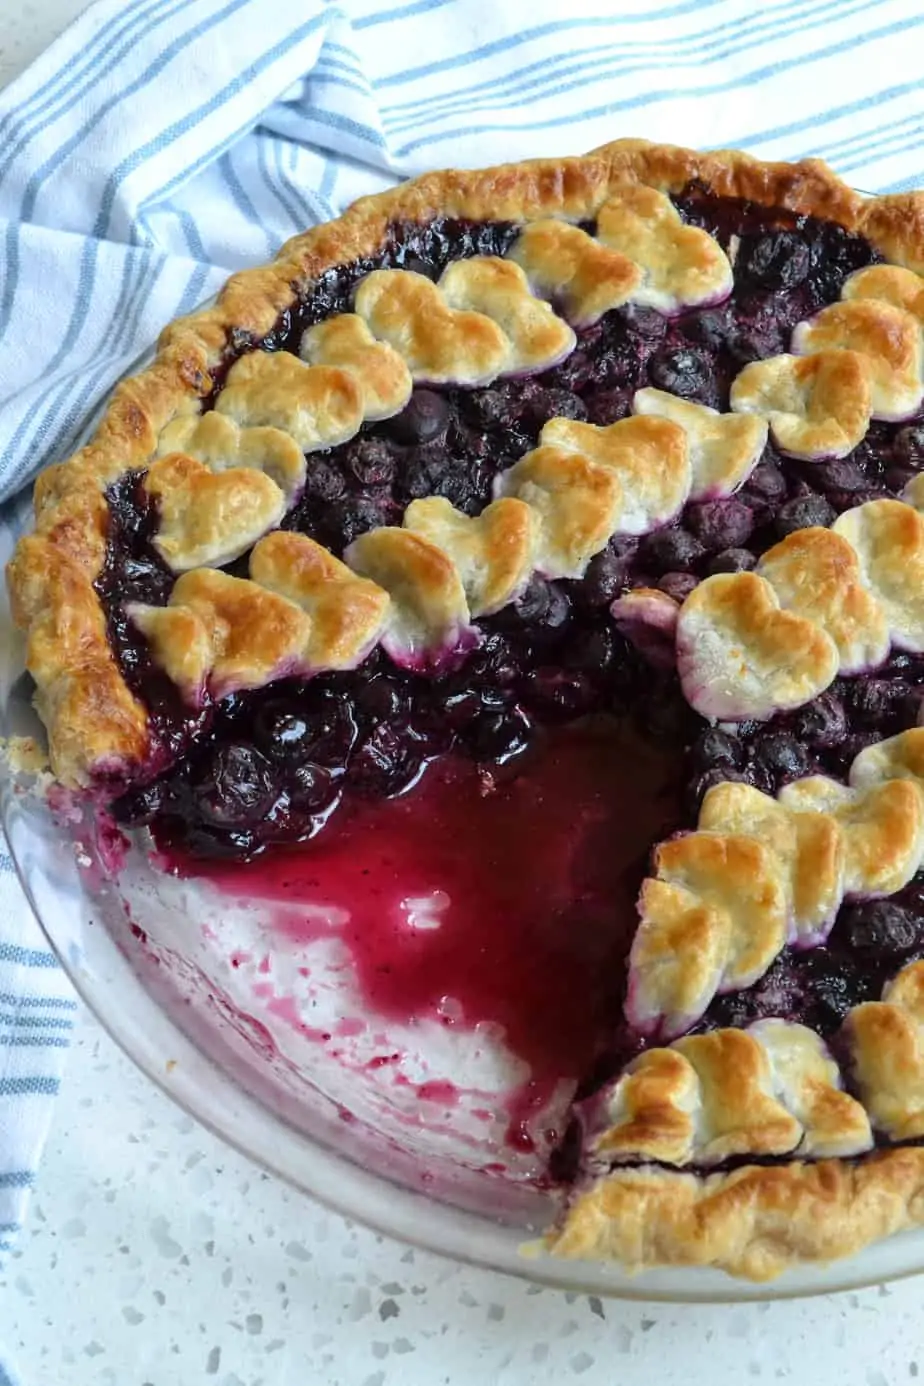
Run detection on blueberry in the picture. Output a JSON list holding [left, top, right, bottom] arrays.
[[521, 667, 594, 720], [192, 744, 277, 827], [122, 556, 172, 602], [503, 577, 571, 633], [812, 455, 867, 494], [590, 342, 642, 388], [656, 571, 698, 603], [579, 539, 636, 606], [465, 387, 517, 431], [349, 724, 423, 798], [895, 425, 924, 470], [441, 684, 506, 729], [638, 526, 706, 573], [802, 953, 865, 1030], [686, 499, 754, 552], [846, 678, 906, 730], [775, 494, 836, 537], [254, 705, 315, 762], [684, 768, 750, 819], [548, 351, 595, 392], [620, 304, 668, 341], [289, 763, 338, 814], [464, 705, 533, 764], [843, 900, 918, 956], [741, 458, 787, 506], [708, 546, 756, 575], [112, 781, 166, 827], [681, 308, 731, 352], [521, 387, 587, 431], [354, 675, 410, 723], [648, 347, 715, 403], [437, 464, 490, 515], [691, 728, 743, 774], [755, 730, 809, 781], [387, 389, 451, 445], [565, 626, 615, 674], [584, 388, 633, 426], [738, 231, 810, 290], [347, 437, 397, 487], [303, 460, 347, 503], [793, 691, 847, 749]]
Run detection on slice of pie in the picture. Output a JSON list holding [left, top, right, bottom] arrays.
[[14, 138, 924, 1281]]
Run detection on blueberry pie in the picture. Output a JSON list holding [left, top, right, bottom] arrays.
[[17, 139, 924, 1280]]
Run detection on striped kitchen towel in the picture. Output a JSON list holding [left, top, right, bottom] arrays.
[[2, 0, 924, 1291]]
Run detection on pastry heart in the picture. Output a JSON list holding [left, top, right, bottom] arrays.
[[403, 495, 537, 617], [299, 313, 412, 421], [437, 257, 576, 374], [145, 453, 285, 573], [495, 446, 623, 580], [833, 499, 924, 652], [675, 571, 840, 721], [156, 411, 307, 503], [729, 349, 871, 459], [354, 268, 509, 386], [632, 387, 766, 499], [842, 263, 924, 323], [596, 185, 733, 313], [215, 349, 364, 450], [792, 299, 924, 421], [508, 219, 641, 326]]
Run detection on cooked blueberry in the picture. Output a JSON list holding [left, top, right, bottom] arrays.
[[347, 437, 397, 487], [755, 730, 809, 780], [741, 457, 787, 505], [522, 667, 594, 719], [464, 387, 516, 430], [812, 455, 867, 494], [349, 724, 423, 797], [289, 762, 338, 813], [775, 494, 836, 537], [648, 347, 715, 403], [387, 389, 450, 445], [548, 350, 594, 392], [354, 675, 410, 723], [112, 782, 166, 827], [681, 308, 731, 352], [638, 526, 706, 573], [328, 495, 392, 547], [793, 691, 847, 748], [802, 953, 866, 1029], [708, 546, 756, 574], [686, 499, 754, 552], [684, 768, 750, 819], [842, 900, 918, 956], [846, 677, 906, 730], [437, 464, 490, 515], [620, 304, 668, 341], [192, 744, 277, 826], [895, 424, 924, 470], [639, 683, 692, 743], [122, 556, 171, 601], [464, 705, 533, 764], [580, 539, 636, 606], [691, 728, 743, 774], [656, 571, 698, 603], [584, 388, 633, 426], [303, 460, 347, 502], [590, 342, 642, 388], [739, 231, 810, 290], [254, 705, 315, 761], [502, 576, 571, 633], [564, 626, 615, 674]]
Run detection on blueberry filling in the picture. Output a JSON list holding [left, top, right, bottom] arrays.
[[92, 189, 924, 1155]]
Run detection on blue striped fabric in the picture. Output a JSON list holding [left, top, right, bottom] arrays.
[[0, 0, 923, 1347]]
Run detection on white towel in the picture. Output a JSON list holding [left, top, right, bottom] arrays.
[[2, 0, 924, 1320]]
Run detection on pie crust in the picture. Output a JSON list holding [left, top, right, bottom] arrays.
[[13, 140, 924, 1281]]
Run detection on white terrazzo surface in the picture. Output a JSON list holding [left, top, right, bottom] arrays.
[[3, 5, 924, 1382]]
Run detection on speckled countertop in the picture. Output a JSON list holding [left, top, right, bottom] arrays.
[[3, 6, 924, 1384]]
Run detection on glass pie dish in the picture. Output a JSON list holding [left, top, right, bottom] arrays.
[[2, 368, 924, 1304]]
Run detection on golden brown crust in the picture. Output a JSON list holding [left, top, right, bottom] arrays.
[[547, 1147, 924, 1282], [11, 138, 923, 785]]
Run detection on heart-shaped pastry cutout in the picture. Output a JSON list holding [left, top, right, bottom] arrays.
[[250, 530, 389, 670], [676, 571, 839, 720], [404, 495, 536, 616], [438, 257, 575, 374], [145, 453, 285, 573], [792, 299, 923, 421], [156, 411, 307, 502], [216, 349, 364, 451], [755, 526, 890, 674], [609, 588, 679, 669], [508, 220, 641, 326], [299, 314, 412, 421], [495, 446, 623, 579], [541, 414, 689, 534], [833, 498, 924, 652], [632, 388, 766, 498], [345, 527, 473, 669], [730, 349, 871, 459], [843, 263, 924, 322], [597, 185, 733, 313], [844, 961, 924, 1141], [131, 568, 312, 700], [354, 269, 509, 386]]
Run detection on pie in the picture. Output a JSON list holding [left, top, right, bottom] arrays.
[[15, 138, 924, 1282]]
